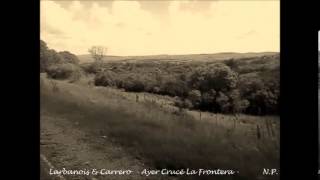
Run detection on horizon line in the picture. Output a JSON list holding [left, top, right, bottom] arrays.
[[76, 51, 280, 57]]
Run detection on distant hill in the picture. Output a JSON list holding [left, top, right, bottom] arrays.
[[78, 52, 279, 64]]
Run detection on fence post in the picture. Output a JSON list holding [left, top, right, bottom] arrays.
[[256, 125, 261, 140], [265, 119, 271, 138]]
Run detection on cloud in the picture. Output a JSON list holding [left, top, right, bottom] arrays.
[[41, 0, 279, 55]]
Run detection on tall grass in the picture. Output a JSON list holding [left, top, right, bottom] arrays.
[[41, 77, 279, 180]]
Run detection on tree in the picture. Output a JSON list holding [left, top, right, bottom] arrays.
[[58, 51, 80, 64], [41, 49, 63, 71], [227, 89, 249, 113], [189, 63, 238, 92], [40, 40, 48, 72], [88, 46, 107, 73], [88, 46, 107, 62], [40, 40, 64, 72]]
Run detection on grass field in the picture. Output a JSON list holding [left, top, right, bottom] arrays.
[[41, 74, 279, 180]]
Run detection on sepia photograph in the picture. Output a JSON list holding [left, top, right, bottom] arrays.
[[40, 0, 280, 179]]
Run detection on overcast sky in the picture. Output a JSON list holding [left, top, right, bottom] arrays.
[[41, 0, 280, 56]]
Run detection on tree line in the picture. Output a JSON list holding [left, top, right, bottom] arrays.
[[40, 40, 279, 115]]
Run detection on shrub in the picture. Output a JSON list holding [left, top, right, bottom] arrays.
[[174, 97, 193, 110], [234, 99, 250, 113], [85, 62, 104, 74], [68, 67, 83, 83], [160, 77, 189, 97], [122, 75, 145, 92], [143, 76, 158, 93], [46, 63, 80, 80], [94, 70, 117, 87], [183, 99, 193, 109], [187, 90, 202, 108]]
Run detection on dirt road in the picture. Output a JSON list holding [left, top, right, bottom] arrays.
[[40, 113, 167, 180]]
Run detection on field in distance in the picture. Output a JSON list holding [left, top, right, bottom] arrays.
[[78, 52, 278, 64]]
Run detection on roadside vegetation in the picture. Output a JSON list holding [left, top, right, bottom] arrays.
[[41, 76, 279, 180]]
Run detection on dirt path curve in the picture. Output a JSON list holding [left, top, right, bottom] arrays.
[[40, 113, 166, 180]]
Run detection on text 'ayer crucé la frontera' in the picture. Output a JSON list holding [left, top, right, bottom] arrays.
[[141, 169, 237, 176]]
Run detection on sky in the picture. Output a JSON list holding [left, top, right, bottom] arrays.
[[40, 0, 280, 56]]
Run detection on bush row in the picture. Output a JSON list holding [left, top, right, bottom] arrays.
[[40, 40, 82, 81], [94, 63, 279, 115]]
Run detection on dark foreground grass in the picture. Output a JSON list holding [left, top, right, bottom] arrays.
[[40, 78, 279, 180]]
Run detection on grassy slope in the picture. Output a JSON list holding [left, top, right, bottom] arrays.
[[41, 75, 279, 180]]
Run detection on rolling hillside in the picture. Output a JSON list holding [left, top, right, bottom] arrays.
[[78, 52, 279, 64]]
